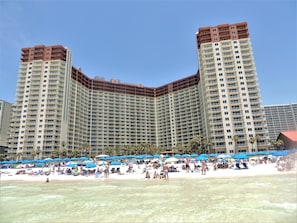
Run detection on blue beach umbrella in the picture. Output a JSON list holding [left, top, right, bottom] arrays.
[[66, 162, 77, 167], [196, 156, 208, 161], [36, 163, 45, 167], [182, 154, 191, 158], [85, 163, 97, 169], [217, 154, 232, 159], [127, 155, 137, 159], [110, 161, 122, 166], [144, 154, 154, 159], [208, 154, 217, 157], [153, 154, 160, 158], [233, 153, 248, 160]]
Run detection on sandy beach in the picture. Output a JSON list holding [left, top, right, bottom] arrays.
[[1, 162, 296, 182]]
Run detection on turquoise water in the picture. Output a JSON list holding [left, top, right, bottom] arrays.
[[0, 175, 296, 223]]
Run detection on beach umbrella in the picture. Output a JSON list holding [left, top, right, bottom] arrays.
[[110, 161, 122, 165], [191, 153, 198, 157], [196, 156, 208, 161], [233, 153, 248, 160], [255, 151, 269, 156], [271, 150, 289, 156], [182, 154, 191, 158], [21, 160, 32, 164], [200, 154, 208, 157], [54, 158, 63, 162], [66, 162, 77, 167], [127, 155, 137, 159], [83, 160, 94, 164], [144, 154, 154, 159], [79, 157, 89, 161], [165, 157, 179, 163], [85, 163, 97, 169], [174, 154, 181, 158], [208, 154, 217, 157], [63, 158, 70, 162], [8, 160, 18, 164], [43, 158, 53, 162], [71, 157, 79, 161], [153, 154, 160, 158], [217, 154, 232, 159]]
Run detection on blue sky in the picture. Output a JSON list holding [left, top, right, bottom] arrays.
[[0, 0, 296, 106]]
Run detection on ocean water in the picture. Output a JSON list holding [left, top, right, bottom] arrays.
[[0, 175, 296, 223]]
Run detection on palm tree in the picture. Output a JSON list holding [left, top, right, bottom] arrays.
[[204, 138, 214, 154], [276, 139, 284, 150], [80, 142, 90, 157], [249, 137, 256, 151], [61, 141, 67, 157], [16, 151, 23, 161], [0, 154, 6, 161], [175, 142, 185, 154], [189, 135, 203, 154], [72, 150, 80, 158], [232, 135, 239, 153], [31, 150, 37, 160]]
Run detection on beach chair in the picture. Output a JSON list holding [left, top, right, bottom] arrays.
[[235, 163, 241, 169], [243, 162, 248, 169]]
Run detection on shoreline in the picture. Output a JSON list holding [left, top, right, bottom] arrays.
[[1, 163, 296, 183]]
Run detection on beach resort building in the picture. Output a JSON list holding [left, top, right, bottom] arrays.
[[264, 103, 297, 140], [0, 100, 12, 147], [196, 22, 269, 154], [7, 22, 269, 159]]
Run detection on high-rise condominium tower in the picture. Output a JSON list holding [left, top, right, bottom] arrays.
[[264, 103, 297, 140], [197, 22, 269, 153], [8, 22, 269, 159]]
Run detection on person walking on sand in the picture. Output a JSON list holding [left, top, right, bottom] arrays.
[[163, 162, 169, 180], [104, 164, 110, 178], [201, 160, 207, 175]]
